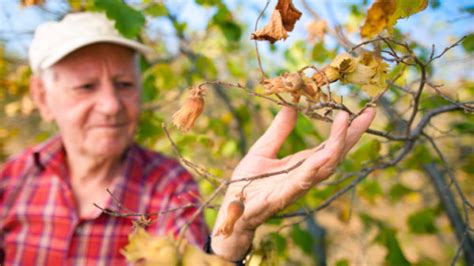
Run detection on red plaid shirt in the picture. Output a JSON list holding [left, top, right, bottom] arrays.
[[0, 136, 208, 265]]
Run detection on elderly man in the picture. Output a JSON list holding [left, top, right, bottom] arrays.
[[0, 12, 375, 265]]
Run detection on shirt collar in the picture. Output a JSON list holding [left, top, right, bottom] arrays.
[[32, 135, 145, 220]]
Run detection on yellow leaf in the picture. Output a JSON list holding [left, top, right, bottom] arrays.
[[361, 0, 428, 38], [360, 0, 396, 38], [361, 84, 382, 97], [121, 227, 179, 266], [387, 0, 429, 32], [340, 53, 389, 98], [330, 53, 357, 73]]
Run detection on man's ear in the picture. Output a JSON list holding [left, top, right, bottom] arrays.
[[30, 75, 54, 122]]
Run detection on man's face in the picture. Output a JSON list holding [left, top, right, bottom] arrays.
[[42, 43, 141, 158]]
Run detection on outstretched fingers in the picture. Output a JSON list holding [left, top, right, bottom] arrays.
[[343, 107, 376, 156], [248, 106, 297, 158], [298, 111, 350, 183]]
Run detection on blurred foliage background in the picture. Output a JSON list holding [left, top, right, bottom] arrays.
[[1, 0, 473, 265]]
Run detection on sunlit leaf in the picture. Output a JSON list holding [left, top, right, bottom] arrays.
[[196, 0, 221, 6], [311, 42, 329, 63], [121, 227, 179, 265], [144, 3, 168, 17], [361, 0, 428, 38], [221, 140, 238, 157], [95, 0, 145, 39], [462, 34, 474, 53], [360, 0, 396, 38]]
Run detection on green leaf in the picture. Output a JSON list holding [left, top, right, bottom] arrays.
[[430, 0, 441, 9], [349, 139, 381, 164], [204, 208, 217, 228], [221, 140, 238, 157], [405, 144, 435, 169], [407, 208, 438, 234], [311, 42, 329, 63], [389, 183, 414, 202], [290, 224, 314, 255], [144, 3, 168, 17], [268, 232, 287, 254], [196, 134, 214, 147], [452, 120, 474, 134], [460, 5, 474, 14], [196, 55, 218, 79], [195, 0, 221, 7], [414, 257, 437, 266], [359, 179, 383, 203], [151, 64, 178, 91], [461, 153, 474, 174], [294, 113, 323, 140], [221, 21, 242, 42], [306, 186, 336, 208], [284, 40, 311, 70], [335, 259, 350, 266], [375, 227, 411, 266], [462, 34, 474, 53], [142, 74, 158, 102], [392, 0, 428, 20], [211, 6, 242, 42], [226, 58, 245, 77], [94, 0, 145, 39]]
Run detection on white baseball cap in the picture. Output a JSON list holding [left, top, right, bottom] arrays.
[[29, 12, 152, 73]]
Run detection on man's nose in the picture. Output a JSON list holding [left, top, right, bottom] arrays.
[[96, 82, 122, 115]]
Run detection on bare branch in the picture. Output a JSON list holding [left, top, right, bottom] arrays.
[[254, 0, 271, 80]]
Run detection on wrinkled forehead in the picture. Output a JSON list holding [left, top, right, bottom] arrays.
[[50, 43, 139, 78]]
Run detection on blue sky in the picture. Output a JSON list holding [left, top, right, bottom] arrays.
[[1, 0, 473, 79]]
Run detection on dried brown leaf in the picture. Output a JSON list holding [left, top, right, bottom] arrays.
[[275, 0, 303, 31], [262, 72, 304, 95], [172, 87, 205, 132], [313, 66, 340, 87], [251, 10, 288, 44]]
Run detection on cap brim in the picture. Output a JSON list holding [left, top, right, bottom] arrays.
[[39, 36, 153, 70]]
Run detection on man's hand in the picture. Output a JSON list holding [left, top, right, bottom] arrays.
[[211, 106, 376, 261]]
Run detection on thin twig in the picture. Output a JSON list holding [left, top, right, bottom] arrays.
[[254, 0, 271, 80]]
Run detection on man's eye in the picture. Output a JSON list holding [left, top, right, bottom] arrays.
[[78, 83, 95, 90], [116, 81, 134, 89]]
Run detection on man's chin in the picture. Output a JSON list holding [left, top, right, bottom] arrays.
[[86, 139, 131, 158]]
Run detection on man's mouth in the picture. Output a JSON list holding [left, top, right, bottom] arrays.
[[91, 123, 128, 129]]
